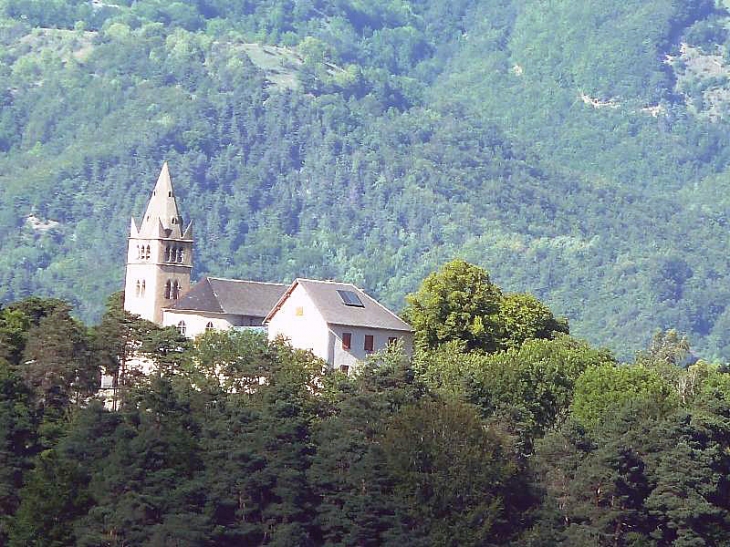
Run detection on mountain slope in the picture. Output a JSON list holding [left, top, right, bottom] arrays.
[[2, 0, 730, 359]]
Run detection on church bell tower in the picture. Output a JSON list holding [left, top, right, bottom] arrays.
[[124, 163, 193, 325]]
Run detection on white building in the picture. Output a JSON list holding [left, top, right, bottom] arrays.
[[162, 276, 287, 339], [265, 279, 413, 372], [122, 163, 413, 372]]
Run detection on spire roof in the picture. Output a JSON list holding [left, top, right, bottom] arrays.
[[138, 162, 188, 239]]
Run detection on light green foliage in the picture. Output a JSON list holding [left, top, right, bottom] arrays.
[[572, 364, 678, 429], [416, 335, 614, 453], [404, 259, 503, 351], [405, 260, 567, 353], [498, 292, 569, 350]]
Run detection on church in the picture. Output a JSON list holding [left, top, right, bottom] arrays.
[[123, 163, 413, 372]]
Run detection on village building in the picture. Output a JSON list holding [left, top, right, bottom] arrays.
[[266, 279, 413, 372], [123, 164, 413, 371], [162, 276, 287, 338]]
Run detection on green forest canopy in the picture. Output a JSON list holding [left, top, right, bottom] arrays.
[[2, 265, 730, 545], [2, 0, 730, 359]]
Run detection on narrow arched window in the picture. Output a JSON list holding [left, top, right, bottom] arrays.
[[164, 280, 171, 299], [177, 321, 186, 336], [172, 280, 180, 299], [177, 247, 183, 263], [205, 321, 214, 332], [135, 280, 141, 297], [141, 280, 146, 296], [165, 245, 171, 262], [145, 245, 151, 259]]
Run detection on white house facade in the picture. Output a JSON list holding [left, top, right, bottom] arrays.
[[265, 279, 414, 372]]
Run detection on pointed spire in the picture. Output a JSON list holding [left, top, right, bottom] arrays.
[[130, 217, 139, 238], [183, 221, 193, 240], [138, 162, 184, 238]]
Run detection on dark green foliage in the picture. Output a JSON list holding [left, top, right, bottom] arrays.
[[382, 400, 528, 546], [9, 449, 91, 547], [0, 361, 36, 544], [533, 399, 730, 546], [2, 292, 730, 545]]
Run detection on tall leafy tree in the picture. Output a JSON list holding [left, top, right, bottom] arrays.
[[403, 259, 504, 352]]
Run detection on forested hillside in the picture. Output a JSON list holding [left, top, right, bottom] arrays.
[[3, 0, 730, 358], [3, 263, 730, 545]]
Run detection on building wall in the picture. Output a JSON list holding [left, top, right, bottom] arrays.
[[329, 325, 414, 371], [267, 285, 414, 370], [124, 236, 192, 325], [266, 286, 330, 361], [162, 310, 266, 339]]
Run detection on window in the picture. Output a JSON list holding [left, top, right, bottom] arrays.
[[100, 374, 115, 389], [295, 306, 304, 316], [145, 245, 151, 259], [165, 280, 172, 299], [141, 280, 145, 296], [388, 336, 398, 346], [177, 321, 186, 335], [136, 245, 141, 259], [342, 332, 352, 350], [337, 289, 364, 307], [339, 365, 350, 374], [165, 246, 171, 262], [205, 321, 214, 331], [135, 280, 141, 297], [364, 335, 374, 352], [172, 280, 180, 299], [177, 247, 183, 263]]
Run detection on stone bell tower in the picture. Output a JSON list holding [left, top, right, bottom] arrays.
[[123, 162, 193, 325]]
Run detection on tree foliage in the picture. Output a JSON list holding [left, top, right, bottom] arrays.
[[0, 0, 730, 360]]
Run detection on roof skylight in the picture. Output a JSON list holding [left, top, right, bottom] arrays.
[[337, 289, 365, 307]]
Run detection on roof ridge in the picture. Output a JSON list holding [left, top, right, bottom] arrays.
[[296, 277, 358, 286], [208, 276, 288, 286]]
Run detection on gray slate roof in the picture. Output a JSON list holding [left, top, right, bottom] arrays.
[[167, 277, 287, 317], [267, 279, 413, 332]]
